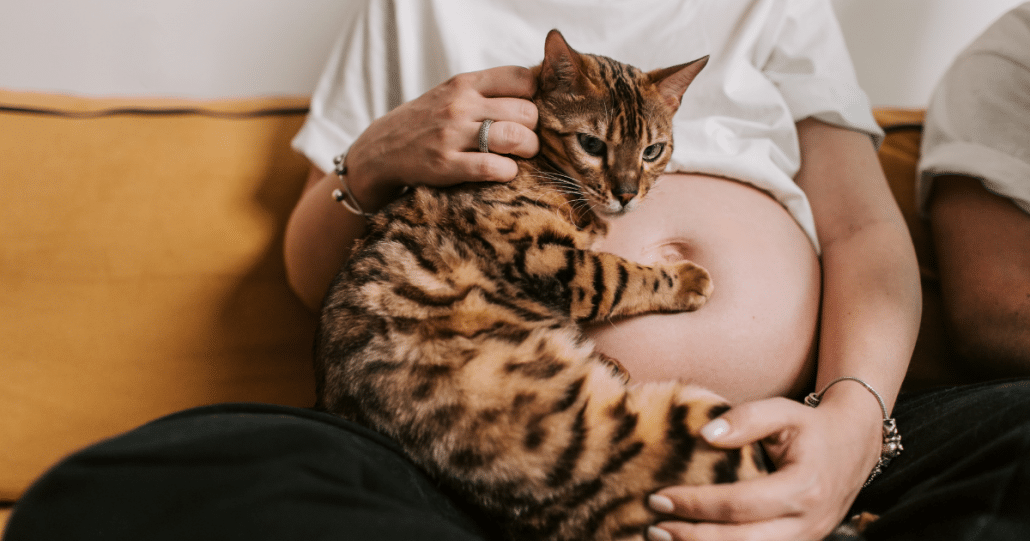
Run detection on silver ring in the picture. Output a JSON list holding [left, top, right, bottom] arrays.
[[478, 119, 494, 153]]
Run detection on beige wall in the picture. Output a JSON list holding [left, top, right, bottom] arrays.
[[833, 0, 1026, 106], [0, 0, 1026, 107]]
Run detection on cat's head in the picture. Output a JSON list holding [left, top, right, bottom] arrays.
[[532, 29, 707, 216]]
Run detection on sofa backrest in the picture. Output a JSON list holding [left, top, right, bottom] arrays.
[[1, 90, 318, 503]]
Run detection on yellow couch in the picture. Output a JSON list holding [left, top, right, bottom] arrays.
[[0, 90, 964, 532]]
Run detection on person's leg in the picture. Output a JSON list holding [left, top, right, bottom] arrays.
[[4, 403, 496, 541], [852, 379, 1030, 540], [929, 175, 1030, 377]]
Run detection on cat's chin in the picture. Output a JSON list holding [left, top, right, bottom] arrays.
[[598, 201, 639, 217]]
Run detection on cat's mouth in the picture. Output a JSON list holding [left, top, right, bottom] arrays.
[[598, 195, 641, 216]]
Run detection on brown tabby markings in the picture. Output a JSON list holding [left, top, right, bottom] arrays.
[[316, 30, 767, 541]]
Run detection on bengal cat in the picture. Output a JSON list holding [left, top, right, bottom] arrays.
[[315, 30, 864, 541]]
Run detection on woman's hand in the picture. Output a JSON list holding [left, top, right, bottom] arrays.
[[345, 65, 540, 211], [285, 65, 540, 310], [646, 389, 882, 541]]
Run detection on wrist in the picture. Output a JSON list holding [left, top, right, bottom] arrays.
[[337, 145, 407, 214], [815, 379, 886, 424], [806, 377, 903, 486]]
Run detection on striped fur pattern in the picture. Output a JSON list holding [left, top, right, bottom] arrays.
[[315, 30, 768, 540]]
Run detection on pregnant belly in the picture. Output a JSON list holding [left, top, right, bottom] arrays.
[[584, 173, 821, 404]]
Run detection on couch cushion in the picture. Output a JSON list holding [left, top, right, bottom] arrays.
[[0, 90, 318, 501]]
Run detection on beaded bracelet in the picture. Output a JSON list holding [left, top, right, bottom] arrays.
[[331, 152, 374, 218], [805, 377, 903, 487]]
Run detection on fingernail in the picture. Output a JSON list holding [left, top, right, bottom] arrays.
[[647, 526, 673, 541], [701, 418, 730, 443], [648, 494, 675, 514]]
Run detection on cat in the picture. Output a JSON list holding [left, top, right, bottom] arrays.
[[315, 29, 838, 541]]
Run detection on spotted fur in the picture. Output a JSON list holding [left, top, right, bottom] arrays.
[[315, 30, 764, 541]]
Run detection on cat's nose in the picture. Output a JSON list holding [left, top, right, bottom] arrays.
[[614, 190, 636, 206]]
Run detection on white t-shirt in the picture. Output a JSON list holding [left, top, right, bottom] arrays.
[[918, 2, 1030, 217], [293, 0, 883, 251]]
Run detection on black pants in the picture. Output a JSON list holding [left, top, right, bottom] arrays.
[[6, 380, 1030, 541], [853, 379, 1030, 540]]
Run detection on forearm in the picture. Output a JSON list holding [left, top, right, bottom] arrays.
[[284, 168, 368, 311], [796, 118, 920, 416], [792, 118, 921, 493], [809, 218, 920, 491], [815, 220, 921, 414]]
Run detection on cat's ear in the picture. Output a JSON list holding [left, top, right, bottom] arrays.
[[540, 29, 588, 93], [648, 56, 709, 112]]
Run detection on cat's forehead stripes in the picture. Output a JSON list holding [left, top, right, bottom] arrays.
[[592, 55, 649, 143]]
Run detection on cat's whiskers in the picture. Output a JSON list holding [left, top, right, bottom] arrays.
[[555, 200, 580, 223], [523, 172, 590, 201], [527, 171, 581, 188], [535, 181, 589, 222], [558, 194, 598, 223]]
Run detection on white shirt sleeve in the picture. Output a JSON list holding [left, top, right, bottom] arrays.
[[918, 3, 1030, 216], [291, 0, 402, 174]]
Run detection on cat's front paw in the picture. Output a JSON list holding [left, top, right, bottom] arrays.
[[672, 261, 713, 311], [595, 351, 630, 383]]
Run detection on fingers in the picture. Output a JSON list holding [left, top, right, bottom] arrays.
[[449, 152, 520, 183], [474, 118, 539, 158], [480, 96, 538, 129], [649, 516, 830, 541], [651, 473, 806, 524], [351, 65, 539, 192], [449, 67, 538, 158], [647, 398, 817, 525], [463, 65, 537, 99], [473, 93, 538, 158], [700, 397, 802, 449], [649, 518, 780, 541], [648, 473, 843, 541], [645, 398, 862, 541], [444, 68, 538, 130]]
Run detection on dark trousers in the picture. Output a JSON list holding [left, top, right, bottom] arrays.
[[6, 380, 1030, 540], [853, 379, 1030, 540]]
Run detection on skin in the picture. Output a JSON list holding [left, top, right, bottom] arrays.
[[283, 66, 921, 541], [928, 175, 1030, 377], [583, 173, 821, 404], [649, 118, 920, 541]]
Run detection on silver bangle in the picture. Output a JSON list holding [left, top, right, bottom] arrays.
[[331, 152, 374, 218], [805, 377, 903, 487]]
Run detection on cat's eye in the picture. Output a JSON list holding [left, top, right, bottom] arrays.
[[642, 143, 666, 162], [577, 133, 606, 157]]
